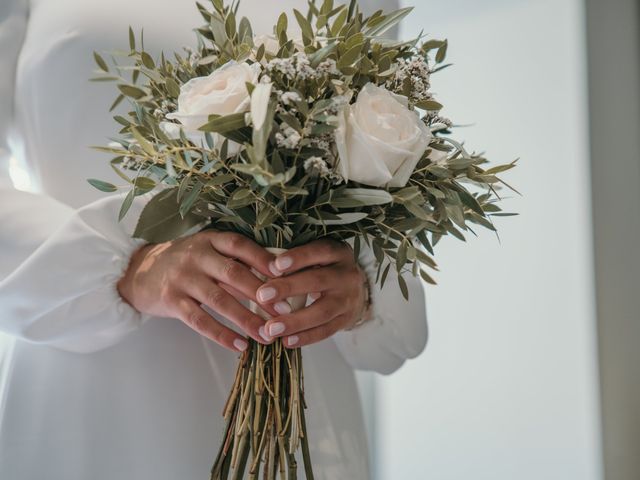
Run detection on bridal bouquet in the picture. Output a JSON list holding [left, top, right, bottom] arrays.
[[89, 0, 516, 477]]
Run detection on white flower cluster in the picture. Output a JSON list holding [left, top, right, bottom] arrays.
[[182, 46, 201, 68], [275, 122, 302, 149], [316, 58, 340, 76], [265, 53, 341, 83], [280, 91, 302, 106], [387, 56, 432, 103], [303, 155, 344, 183], [153, 99, 175, 120], [303, 156, 331, 176]]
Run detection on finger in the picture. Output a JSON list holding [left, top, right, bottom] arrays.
[[256, 266, 339, 304], [206, 231, 275, 278], [268, 239, 351, 276], [199, 252, 280, 316], [174, 297, 249, 352], [282, 314, 352, 348], [199, 249, 266, 300], [218, 282, 281, 318], [263, 296, 346, 338], [187, 276, 272, 345]]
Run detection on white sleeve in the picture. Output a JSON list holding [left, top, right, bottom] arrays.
[[0, 0, 151, 354], [0, 194, 152, 354], [331, 240, 429, 375]]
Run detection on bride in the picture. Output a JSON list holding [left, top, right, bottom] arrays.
[[0, 0, 427, 478]]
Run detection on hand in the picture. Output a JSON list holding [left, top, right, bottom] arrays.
[[255, 239, 370, 348], [117, 230, 284, 352]]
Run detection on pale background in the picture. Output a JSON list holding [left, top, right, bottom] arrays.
[[364, 0, 604, 479]]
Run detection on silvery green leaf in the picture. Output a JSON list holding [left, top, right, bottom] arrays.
[[250, 82, 272, 131], [199, 112, 247, 133], [333, 188, 393, 208], [93, 52, 109, 72], [118, 84, 146, 99], [133, 176, 156, 193], [179, 181, 203, 218], [305, 212, 368, 225], [87, 178, 117, 192], [397, 273, 409, 300], [119, 189, 135, 221], [294, 9, 314, 43], [133, 188, 204, 242], [419, 268, 436, 285], [130, 127, 156, 156], [365, 7, 413, 37]]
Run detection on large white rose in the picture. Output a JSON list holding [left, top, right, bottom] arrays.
[[165, 61, 260, 151], [334, 83, 431, 187]]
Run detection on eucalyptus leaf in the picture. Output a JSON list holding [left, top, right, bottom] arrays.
[[133, 188, 204, 242]]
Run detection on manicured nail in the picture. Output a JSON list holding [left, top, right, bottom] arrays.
[[309, 292, 321, 302], [259, 325, 272, 342], [287, 335, 299, 347], [233, 339, 248, 351], [275, 255, 293, 271], [257, 286, 276, 302], [268, 261, 283, 277], [269, 322, 285, 336], [274, 301, 291, 314]]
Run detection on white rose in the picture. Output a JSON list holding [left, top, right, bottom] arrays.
[[166, 61, 260, 153], [334, 83, 431, 187]]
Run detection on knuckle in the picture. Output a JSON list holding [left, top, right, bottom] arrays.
[[221, 259, 242, 281], [180, 243, 198, 265], [159, 286, 176, 305], [206, 288, 227, 309], [187, 311, 208, 332], [224, 233, 245, 252]]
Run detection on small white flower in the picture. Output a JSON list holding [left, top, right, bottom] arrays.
[[303, 156, 331, 176], [317, 58, 339, 76], [275, 123, 302, 149], [281, 91, 302, 106]]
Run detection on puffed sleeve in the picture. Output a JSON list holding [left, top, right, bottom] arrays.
[[0, 0, 151, 353], [0, 194, 152, 353], [331, 240, 429, 375]]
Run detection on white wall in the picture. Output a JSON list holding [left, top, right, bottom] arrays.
[[374, 1, 602, 479]]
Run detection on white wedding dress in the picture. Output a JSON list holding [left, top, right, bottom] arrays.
[[0, 0, 427, 478]]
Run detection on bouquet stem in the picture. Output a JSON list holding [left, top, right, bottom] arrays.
[[210, 339, 314, 480]]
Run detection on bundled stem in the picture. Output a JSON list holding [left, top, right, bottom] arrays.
[[211, 339, 314, 480]]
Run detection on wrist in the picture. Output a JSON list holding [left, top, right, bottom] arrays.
[[117, 243, 154, 310], [344, 264, 373, 331]]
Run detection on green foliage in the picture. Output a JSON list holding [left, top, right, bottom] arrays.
[[89, 0, 518, 292]]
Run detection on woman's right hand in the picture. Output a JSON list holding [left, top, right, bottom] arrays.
[[117, 230, 282, 352]]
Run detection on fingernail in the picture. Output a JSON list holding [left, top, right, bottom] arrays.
[[269, 322, 285, 336], [274, 301, 291, 315], [275, 255, 293, 271], [233, 339, 248, 351], [259, 325, 272, 342], [257, 286, 276, 302], [287, 335, 299, 347], [268, 261, 283, 277], [309, 292, 321, 302]]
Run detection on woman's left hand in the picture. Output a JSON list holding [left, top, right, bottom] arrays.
[[255, 239, 370, 348]]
